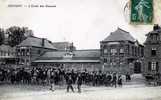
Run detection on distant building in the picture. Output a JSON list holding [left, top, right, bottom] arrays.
[[16, 36, 57, 66], [0, 44, 16, 65], [32, 49, 101, 71], [143, 24, 161, 78], [100, 28, 144, 73], [52, 42, 76, 51]]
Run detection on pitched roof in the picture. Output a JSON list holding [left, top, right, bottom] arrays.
[[102, 28, 135, 42], [73, 50, 100, 58], [33, 49, 100, 63], [18, 36, 57, 50], [39, 49, 100, 58]]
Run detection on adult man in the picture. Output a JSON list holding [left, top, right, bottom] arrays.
[[118, 74, 123, 87], [66, 75, 74, 92], [112, 73, 117, 88], [77, 73, 83, 93], [49, 71, 55, 92]]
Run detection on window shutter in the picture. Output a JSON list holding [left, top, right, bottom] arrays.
[[148, 62, 151, 71]]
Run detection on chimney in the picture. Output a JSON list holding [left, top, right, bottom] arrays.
[[42, 38, 45, 47], [153, 24, 160, 31]]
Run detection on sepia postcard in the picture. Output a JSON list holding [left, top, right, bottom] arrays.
[[0, 0, 161, 100]]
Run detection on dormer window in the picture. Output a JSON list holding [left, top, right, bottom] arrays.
[[151, 48, 156, 56]]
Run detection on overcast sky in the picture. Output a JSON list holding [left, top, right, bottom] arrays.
[[0, 0, 161, 49]]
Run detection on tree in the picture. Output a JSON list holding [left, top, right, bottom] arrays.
[[6, 26, 34, 47], [22, 27, 34, 37], [0, 28, 5, 45]]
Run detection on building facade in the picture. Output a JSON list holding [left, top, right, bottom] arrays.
[[16, 36, 57, 66], [32, 49, 101, 71], [0, 44, 16, 65], [100, 28, 144, 73], [0, 27, 146, 74], [143, 24, 161, 78]]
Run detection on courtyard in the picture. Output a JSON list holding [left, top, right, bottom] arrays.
[[0, 74, 161, 100]]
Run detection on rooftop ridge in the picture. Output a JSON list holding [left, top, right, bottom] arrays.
[[117, 27, 129, 33], [29, 35, 48, 41], [53, 41, 70, 43], [42, 49, 100, 53]]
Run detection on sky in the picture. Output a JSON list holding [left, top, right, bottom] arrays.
[[0, 0, 161, 49]]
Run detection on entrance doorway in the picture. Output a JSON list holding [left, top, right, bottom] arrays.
[[134, 62, 142, 73]]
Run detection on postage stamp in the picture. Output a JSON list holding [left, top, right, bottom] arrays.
[[130, 0, 153, 24]]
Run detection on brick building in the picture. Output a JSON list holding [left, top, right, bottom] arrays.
[[100, 28, 144, 73], [32, 49, 101, 71], [0, 44, 16, 65], [0, 33, 16, 65], [0, 27, 145, 74], [143, 24, 161, 78], [16, 36, 57, 66]]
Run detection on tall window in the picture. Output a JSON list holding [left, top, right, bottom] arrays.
[[151, 62, 156, 71], [127, 45, 130, 55], [132, 46, 134, 56], [26, 59, 30, 65], [26, 49, 30, 56], [111, 48, 117, 55], [119, 48, 124, 54], [135, 47, 137, 56], [103, 58, 107, 63], [151, 48, 156, 56], [21, 49, 25, 56], [17, 49, 20, 56], [148, 62, 159, 71], [104, 49, 108, 54]]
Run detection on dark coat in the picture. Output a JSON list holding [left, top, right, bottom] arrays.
[[66, 77, 73, 85], [77, 76, 83, 85]]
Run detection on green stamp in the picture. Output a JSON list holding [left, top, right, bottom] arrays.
[[130, 0, 153, 24]]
